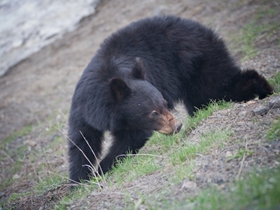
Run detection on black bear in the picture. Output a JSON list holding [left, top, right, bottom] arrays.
[[68, 15, 273, 183]]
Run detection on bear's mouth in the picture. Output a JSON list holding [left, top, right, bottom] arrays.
[[156, 115, 182, 135], [156, 122, 182, 135]]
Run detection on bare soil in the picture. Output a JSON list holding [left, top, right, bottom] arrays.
[[0, 0, 279, 209]]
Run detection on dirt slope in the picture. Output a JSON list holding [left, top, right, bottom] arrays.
[[0, 0, 279, 209]]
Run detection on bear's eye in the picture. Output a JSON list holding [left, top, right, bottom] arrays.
[[151, 110, 159, 117]]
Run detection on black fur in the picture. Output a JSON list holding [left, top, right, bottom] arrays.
[[68, 16, 273, 183]]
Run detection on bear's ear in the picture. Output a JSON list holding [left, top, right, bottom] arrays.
[[110, 78, 131, 102], [131, 57, 146, 80]]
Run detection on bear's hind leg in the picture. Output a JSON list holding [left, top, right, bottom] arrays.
[[68, 125, 103, 183], [98, 129, 153, 175]]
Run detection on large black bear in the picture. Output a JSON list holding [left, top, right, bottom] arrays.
[[68, 16, 273, 183]]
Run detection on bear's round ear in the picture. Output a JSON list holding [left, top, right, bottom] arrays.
[[130, 57, 146, 80], [110, 78, 131, 102]]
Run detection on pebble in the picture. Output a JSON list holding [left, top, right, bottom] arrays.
[[13, 174, 20, 179], [225, 151, 233, 157], [181, 180, 197, 191], [238, 111, 247, 116], [24, 140, 37, 147]]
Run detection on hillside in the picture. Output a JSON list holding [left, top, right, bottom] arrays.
[[0, 0, 279, 209]]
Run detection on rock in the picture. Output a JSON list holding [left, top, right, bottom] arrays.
[[225, 151, 233, 157], [25, 140, 37, 147], [268, 96, 280, 109], [13, 174, 20, 179], [181, 180, 197, 191], [252, 106, 269, 116], [246, 100, 256, 105], [238, 111, 247, 116], [0, 192, 5, 198]]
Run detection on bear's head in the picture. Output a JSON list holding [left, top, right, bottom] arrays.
[[109, 57, 182, 135]]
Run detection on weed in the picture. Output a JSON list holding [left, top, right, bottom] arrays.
[[268, 72, 280, 93], [35, 173, 66, 193], [266, 119, 280, 141], [226, 147, 254, 161]]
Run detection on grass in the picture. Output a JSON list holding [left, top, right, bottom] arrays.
[[229, 6, 280, 60], [226, 145, 254, 161], [108, 154, 161, 186], [237, 24, 264, 59], [2, 2, 280, 209], [2, 94, 279, 210], [0, 110, 68, 209], [2, 79, 279, 210], [150, 167, 280, 210], [2, 124, 33, 148], [3, 93, 280, 209], [185, 100, 232, 132], [0, 160, 25, 190], [126, 165, 280, 210], [6, 191, 33, 205], [267, 119, 280, 141], [266, 72, 280, 141], [170, 129, 232, 165], [35, 173, 66, 193], [0, 125, 34, 190], [52, 100, 233, 209], [189, 167, 280, 210], [269, 72, 280, 93]]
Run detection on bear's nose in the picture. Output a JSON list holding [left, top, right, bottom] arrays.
[[174, 122, 182, 134]]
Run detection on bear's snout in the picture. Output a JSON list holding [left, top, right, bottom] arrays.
[[157, 111, 182, 135]]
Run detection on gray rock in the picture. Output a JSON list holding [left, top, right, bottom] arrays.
[[252, 106, 269, 116], [268, 96, 280, 109]]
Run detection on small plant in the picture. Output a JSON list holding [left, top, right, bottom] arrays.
[[227, 147, 254, 161], [268, 72, 280, 93], [35, 173, 66, 193], [266, 119, 280, 141]]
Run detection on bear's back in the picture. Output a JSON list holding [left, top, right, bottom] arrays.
[[81, 16, 238, 111], [98, 16, 219, 60]]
